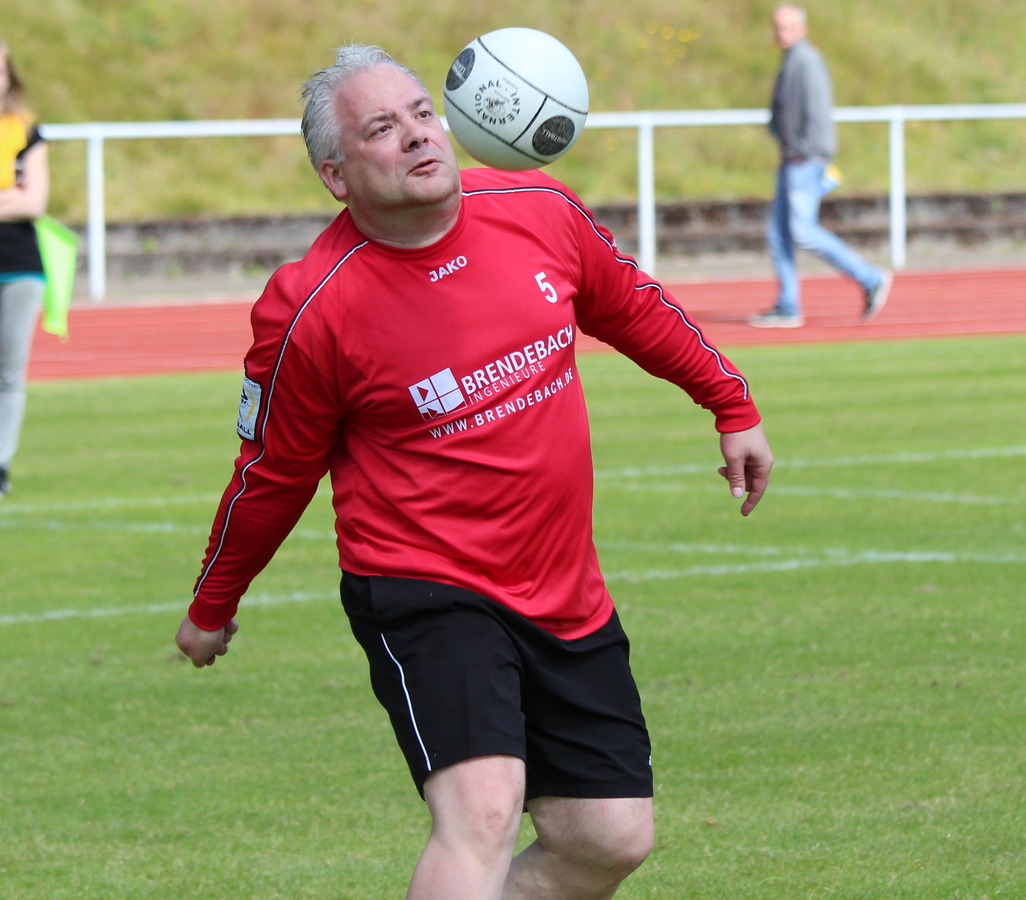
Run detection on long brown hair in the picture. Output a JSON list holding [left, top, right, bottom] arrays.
[[0, 41, 31, 118]]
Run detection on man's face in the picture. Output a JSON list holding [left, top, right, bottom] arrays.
[[323, 65, 461, 218], [773, 7, 807, 50]]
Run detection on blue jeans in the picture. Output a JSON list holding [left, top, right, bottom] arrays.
[[766, 158, 883, 317]]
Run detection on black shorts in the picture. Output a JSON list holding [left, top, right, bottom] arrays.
[[340, 573, 653, 801]]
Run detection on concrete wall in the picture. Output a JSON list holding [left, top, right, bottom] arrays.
[[83, 192, 1026, 280]]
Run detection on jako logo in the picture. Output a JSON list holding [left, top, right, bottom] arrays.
[[429, 255, 468, 283], [409, 368, 468, 420]]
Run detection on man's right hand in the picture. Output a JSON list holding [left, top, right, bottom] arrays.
[[175, 615, 239, 668], [718, 422, 774, 517]]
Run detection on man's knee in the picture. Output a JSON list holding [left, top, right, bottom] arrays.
[[534, 796, 654, 876], [423, 755, 525, 855], [460, 792, 523, 855], [591, 806, 653, 875]]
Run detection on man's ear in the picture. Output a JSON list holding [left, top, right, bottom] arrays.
[[318, 159, 348, 201]]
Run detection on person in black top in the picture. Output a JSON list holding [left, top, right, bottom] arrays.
[[0, 39, 49, 497]]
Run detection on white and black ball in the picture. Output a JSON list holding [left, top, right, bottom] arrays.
[[442, 27, 589, 170]]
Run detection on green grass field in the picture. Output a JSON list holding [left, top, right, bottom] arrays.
[[2, 334, 1024, 899]]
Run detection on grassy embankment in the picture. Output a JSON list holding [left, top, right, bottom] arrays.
[[7, 0, 1026, 222]]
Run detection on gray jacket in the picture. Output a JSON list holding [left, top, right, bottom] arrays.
[[769, 39, 836, 161]]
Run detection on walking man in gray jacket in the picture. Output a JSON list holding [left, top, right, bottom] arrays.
[[750, 4, 891, 328]]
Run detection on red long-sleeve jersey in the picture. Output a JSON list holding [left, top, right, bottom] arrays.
[[190, 168, 760, 639]]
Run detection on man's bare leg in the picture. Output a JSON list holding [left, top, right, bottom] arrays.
[[406, 755, 526, 900], [503, 796, 653, 900]]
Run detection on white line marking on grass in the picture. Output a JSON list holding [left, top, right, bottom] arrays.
[[604, 548, 1026, 583], [0, 590, 337, 627], [0, 518, 212, 535], [609, 481, 1014, 506], [2, 447, 1020, 520], [781, 446, 1026, 470], [0, 493, 224, 514], [3, 448, 1023, 627], [601, 541, 787, 556], [4, 547, 1023, 628], [595, 445, 1026, 481], [0, 484, 333, 516], [770, 486, 1011, 505], [0, 516, 332, 541]]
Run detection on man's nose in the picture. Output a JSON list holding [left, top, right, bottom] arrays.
[[402, 119, 430, 150]]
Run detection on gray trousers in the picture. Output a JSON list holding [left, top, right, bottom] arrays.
[[0, 278, 44, 469]]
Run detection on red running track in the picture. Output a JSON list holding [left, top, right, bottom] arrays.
[[27, 267, 1026, 381]]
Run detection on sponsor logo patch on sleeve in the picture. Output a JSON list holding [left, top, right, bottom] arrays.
[[237, 376, 263, 440]]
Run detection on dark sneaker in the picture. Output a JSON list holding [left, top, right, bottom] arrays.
[[864, 271, 893, 321], [0, 467, 9, 498], [748, 310, 805, 329]]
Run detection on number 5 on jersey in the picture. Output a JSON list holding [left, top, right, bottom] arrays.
[[535, 272, 558, 303]]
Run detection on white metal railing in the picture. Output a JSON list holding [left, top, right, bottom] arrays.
[[42, 103, 1026, 300]]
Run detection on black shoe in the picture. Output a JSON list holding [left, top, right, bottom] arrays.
[[864, 272, 893, 321], [0, 467, 9, 498]]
